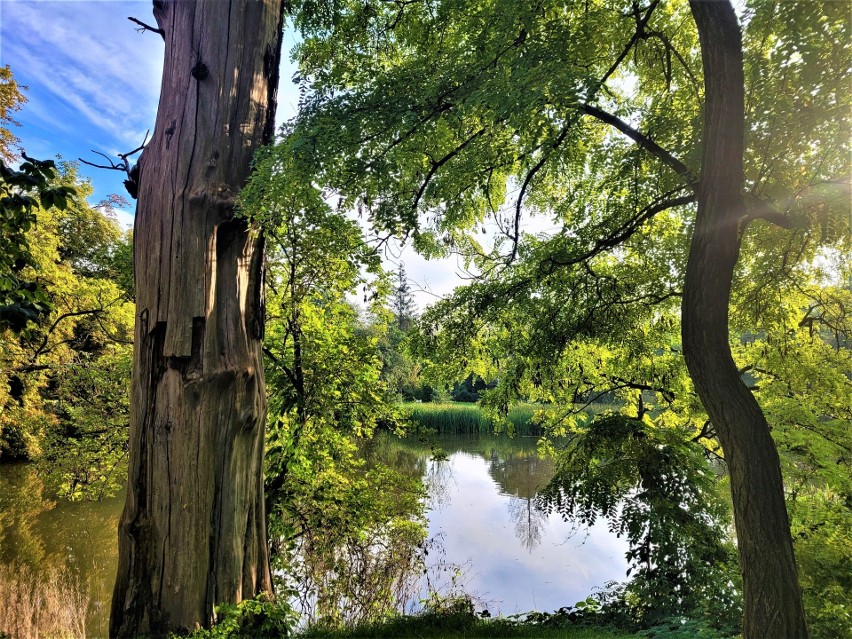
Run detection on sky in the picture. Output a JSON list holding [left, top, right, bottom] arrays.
[[0, 0, 482, 309]]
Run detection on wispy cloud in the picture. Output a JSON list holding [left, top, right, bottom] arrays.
[[2, 1, 162, 148]]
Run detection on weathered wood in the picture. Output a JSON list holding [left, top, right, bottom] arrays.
[[110, 1, 285, 636], [683, 2, 808, 637]]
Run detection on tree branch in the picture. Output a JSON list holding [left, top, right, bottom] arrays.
[[30, 309, 105, 364], [739, 199, 795, 230], [544, 191, 696, 271], [508, 0, 662, 264], [579, 103, 697, 184], [128, 16, 165, 39], [412, 126, 488, 211], [79, 132, 148, 199]]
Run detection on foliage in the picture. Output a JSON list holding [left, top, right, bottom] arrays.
[[403, 402, 542, 436], [636, 617, 735, 639], [450, 373, 494, 403], [0, 163, 133, 500], [299, 607, 638, 639], [0, 65, 26, 162], [241, 143, 427, 627], [377, 321, 428, 401], [392, 264, 417, 330], [538, 414, 740, 632], [731, 264, 852, 638], [283, 0, 849, 632], [177, 595, 297, 639], [1, 153, 77, 332]]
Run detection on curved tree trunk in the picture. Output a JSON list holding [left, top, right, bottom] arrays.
[[110, 1, 285, 636], [683, 2, 807, 637]]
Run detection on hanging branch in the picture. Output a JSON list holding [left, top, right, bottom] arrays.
[[79, 131, 149, 199]]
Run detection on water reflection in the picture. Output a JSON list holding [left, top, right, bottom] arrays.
[[0, 464, 122, 638], [368, 433, 628, 614], [0, 433, 629, 636], [507, 497, 549, 551]]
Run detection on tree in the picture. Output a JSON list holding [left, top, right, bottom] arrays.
[[392, 265, 417, 330], [110, 2, 286, 636], [282, 0, 848, 635], [240, 144, 425, 628], [682, 2, 806, 635], [0, 65, 26, 162], [1, 164, 132, 477]]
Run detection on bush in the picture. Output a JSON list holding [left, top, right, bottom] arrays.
[[452, 389, 478, 403], [178, 595, 297, 639]]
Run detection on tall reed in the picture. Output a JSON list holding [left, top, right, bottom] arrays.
[[0, 562, 88, 639], [403, 403, 543, 436]]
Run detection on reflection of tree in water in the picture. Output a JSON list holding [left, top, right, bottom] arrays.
[[0, 464, 53, 566], [0, 464, 123, 637], [507, 496, 548, 550], [365, 433, 559, 548], [487, 448, 555, 550], [487, 447, 555, 500], [425, 458, 455, 510]]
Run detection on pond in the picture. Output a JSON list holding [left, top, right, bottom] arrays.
[[0, 433, 627, 637], [367, 433, 628, 615]]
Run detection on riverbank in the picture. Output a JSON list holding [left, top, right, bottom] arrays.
[[298, 612, 637, 638]]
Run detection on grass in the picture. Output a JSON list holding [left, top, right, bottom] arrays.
[[0, 562, 88, 639], [299, 612, 637, 639], [402, 402, 545, 436]]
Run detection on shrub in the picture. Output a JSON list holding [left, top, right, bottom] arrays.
[[178, 595, 297, 639]]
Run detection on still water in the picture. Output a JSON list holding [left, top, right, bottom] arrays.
[[367, 434, 628, 614], [0, 434, 627, 636]]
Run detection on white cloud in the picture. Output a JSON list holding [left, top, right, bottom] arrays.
[[110, 207, 135, 231], [2, 1, 162, 147]]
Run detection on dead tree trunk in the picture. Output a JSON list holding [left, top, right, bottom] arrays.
[[110, 1, 285, 636], [683, 2, 808, 637]]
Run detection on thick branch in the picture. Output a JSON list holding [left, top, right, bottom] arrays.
[[579, 103, 697, 184], [740, 199, 794, 230]]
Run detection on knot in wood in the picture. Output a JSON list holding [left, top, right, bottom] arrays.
[[191, 61, 209, 81]]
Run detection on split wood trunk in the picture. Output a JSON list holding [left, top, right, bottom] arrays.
[[683, 2, 808, 637], [110, 1, 285, 636]]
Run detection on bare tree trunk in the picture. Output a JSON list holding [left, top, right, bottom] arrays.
[[110, 1, 285, 636], [683, 2, 807, 637]]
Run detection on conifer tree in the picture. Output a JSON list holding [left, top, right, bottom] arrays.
[[392, 265, 417, 330]]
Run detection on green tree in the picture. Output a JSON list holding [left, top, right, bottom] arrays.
[[283, 0, 849, 635], [0, 65, 25, 162], [392, 264, 417, 330], [1, 155, 77, 332], [241, 142, 426, 627], [0, 164, 133, 499]]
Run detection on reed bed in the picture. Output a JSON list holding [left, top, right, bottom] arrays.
[[0, 562, 88, 639], [402, 403, 543, 436]]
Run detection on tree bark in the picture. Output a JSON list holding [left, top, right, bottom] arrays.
[[683, 2, 807, 637], [110, 1, 285, 636]]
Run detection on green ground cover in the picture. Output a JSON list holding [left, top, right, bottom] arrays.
[[299, 612, 637, 639]]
